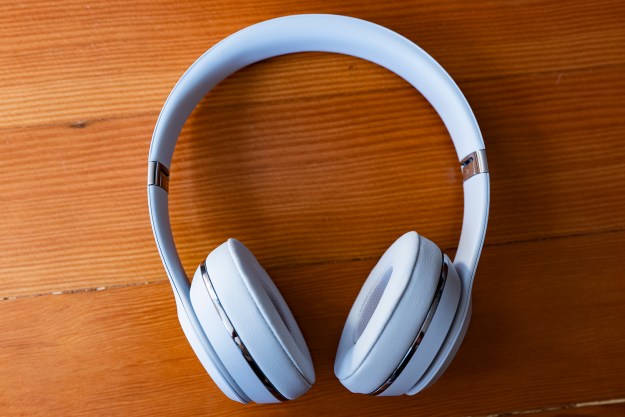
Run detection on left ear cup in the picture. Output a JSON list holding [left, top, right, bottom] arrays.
[[334, 231, 447, 394], [190, 239, 314, 403]]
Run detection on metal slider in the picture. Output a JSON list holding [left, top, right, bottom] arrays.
[[460, 149, 489, 181], [148, 161, 170, 192]]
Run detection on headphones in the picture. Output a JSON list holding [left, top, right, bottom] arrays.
[[147, 14, 490, 404]]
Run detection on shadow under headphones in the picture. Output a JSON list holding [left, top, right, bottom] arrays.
[[147, 14, 490, 404]]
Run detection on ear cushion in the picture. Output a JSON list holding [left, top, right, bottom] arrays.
[[196, 239, 314, 400], [334, 231, 442, 394]]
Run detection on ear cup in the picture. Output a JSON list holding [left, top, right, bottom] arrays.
[[334, 231, 443, 394], [190, 239, 314, 402], [379, 253, 461, 396]]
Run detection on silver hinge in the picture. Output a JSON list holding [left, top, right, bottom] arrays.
[[460, 149, 489, 181], [148, 161, 170, 192]]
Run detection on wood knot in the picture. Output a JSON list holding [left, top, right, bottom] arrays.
[[70, 120, 87, 129]]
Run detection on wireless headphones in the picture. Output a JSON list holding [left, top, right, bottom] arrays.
[[147, 14, 490, 404]]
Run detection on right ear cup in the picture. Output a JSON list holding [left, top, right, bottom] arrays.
[[190, 239, 314, 403], [334, 231, 458, 395]]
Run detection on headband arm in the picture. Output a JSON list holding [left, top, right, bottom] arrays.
[[454, 173, 490, 288]]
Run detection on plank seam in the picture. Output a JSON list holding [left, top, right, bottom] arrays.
[[1, 227, 623, 302], [0, 280, 161, 302], [467, 397, 625, 417]]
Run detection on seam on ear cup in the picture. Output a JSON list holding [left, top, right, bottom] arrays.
[[349, 241, 425, 379], [199, 262, 289, 402], [190, 264, 280, 403], [335, 232, 420, 382], [335, 232, 442, 393], [228, 241, 314, 386], [203, 240, 314, 401], [404, 259, 464, 395], [368, 258, 447, 395]]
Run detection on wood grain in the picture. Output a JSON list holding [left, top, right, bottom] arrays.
[[2, 64, 624, 297], [1, 231, 625, 417], [1, 0, 624, 416], [1, 0, 625, 130]]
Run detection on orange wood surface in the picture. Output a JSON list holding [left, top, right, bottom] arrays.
[[1, 1, 624, 416]]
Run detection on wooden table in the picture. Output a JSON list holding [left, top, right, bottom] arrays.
[[2, 1, 624, 416]]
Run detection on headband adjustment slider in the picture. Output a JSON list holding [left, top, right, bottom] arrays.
[[148, 161, 170, 192], [460, 150, 488, 181]]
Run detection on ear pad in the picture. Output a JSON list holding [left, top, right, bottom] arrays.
[[334, 231, 442, 394], [190, 239, 314, 402]]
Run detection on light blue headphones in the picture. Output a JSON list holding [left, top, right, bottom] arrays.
[[148, 14, 490, 404]]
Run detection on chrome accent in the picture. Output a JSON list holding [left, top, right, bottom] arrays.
[[460, 149, 489, 181], [148, 161, 170, 192], [368, 257, 449, 396], [199, 262, 288, 402]]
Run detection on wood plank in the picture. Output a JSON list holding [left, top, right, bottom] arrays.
[[1, 0, 625, 129], [2, 66, 624, 297], [1, 231, 624, 416]]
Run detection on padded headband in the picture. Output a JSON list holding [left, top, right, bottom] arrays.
[[147, 14, 489, 392]]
